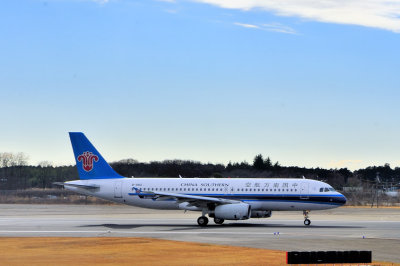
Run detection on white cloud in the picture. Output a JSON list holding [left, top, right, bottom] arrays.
[[261, 22, 297, 34], [91, 0, 110, 4], [234, 22, 260, 29], [194, 0, 400, 33], [157, 0, 177, 3], [234, 22, 297, 34]]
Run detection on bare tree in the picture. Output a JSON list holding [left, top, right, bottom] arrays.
[[15, 153, 29, 166], [0, 152, 14, 168]]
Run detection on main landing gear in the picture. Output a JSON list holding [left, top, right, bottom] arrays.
[[197, 216, 225, 226], [197, 216, 209, 226], [303, 210, 311, 226], [214, 218, 224, 225]]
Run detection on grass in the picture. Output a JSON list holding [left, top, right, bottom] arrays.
[[0, 237, 398, 266]]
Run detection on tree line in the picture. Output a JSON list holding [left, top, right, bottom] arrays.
[[0, 152, 399, 190]]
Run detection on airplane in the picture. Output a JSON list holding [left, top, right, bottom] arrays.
[[56, 132, 347, 226]]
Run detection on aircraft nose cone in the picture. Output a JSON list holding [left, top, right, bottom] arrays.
[[340, 194, 347, 205]]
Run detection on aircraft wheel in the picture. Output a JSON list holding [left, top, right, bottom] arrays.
[[197, 216, 209, 226], [214, 218, 224, 225], [304, 219, 311, 226]]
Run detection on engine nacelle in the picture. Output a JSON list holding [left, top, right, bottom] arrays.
[[251, 210, 272, 218], [214, 203, 251, 220]]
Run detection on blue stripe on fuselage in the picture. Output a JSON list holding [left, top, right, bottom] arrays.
[[127, 193, 346, 205]]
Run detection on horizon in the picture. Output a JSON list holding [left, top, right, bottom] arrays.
[[0, 150, 396, 172]]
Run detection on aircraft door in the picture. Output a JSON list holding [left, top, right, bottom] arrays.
[[228, 184, 236, 199], [114, 181, 123, 198], [224, 185, 229, 195], [300, 182, 309, 199]]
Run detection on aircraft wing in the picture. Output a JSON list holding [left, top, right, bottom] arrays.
[[134, 188, 241, 208]]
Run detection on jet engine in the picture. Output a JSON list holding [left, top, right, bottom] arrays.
[[214, 203, 251, 220], [250, 210, 272, 218]]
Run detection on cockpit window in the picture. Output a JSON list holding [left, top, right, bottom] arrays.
[[320, 187, 335, 192]]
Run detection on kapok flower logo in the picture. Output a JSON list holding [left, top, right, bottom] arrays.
[[77, 151, 99, 172]]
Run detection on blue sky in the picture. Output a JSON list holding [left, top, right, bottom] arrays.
[[1, 0, 400, 170]]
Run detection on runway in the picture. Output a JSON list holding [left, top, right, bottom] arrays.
[[1, 204, 399, 262]]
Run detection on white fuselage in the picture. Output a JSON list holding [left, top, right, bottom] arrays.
[[65, 177, 346, 212]]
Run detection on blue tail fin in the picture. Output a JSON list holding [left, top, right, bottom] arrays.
[[69, 132, 123, 180]]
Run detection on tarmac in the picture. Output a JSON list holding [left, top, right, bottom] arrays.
[[0, 204, 399, 263]]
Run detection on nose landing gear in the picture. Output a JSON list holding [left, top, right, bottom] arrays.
[[303, 210, 311, 226]]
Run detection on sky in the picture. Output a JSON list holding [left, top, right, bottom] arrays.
[[1, 0, 400, 170]]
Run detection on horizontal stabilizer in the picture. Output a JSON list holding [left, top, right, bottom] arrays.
[[53, 182, 100, 190]]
